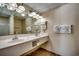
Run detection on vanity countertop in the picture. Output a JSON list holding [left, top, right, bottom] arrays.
[[0, 33, 48, 49]]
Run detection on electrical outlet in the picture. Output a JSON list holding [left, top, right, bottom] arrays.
[[32, 41, 37, 47]]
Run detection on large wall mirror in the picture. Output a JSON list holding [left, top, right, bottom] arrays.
[[0, 3, 47, 36]]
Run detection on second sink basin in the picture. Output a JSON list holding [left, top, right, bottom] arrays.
[[8, 39, 24, 43]]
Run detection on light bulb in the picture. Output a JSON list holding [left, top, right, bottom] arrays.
[[0, 3, 6, 7], [41, 18, 46, 24], [21, 13, 25, 16], [35, 14, 40, 19], [31, 12, 36, 16], [28, 12, 37, 17], [7, 3, 17, 11], [39, 16, 43, 19], [28, 13, 33, 17], [16, 6, 25, 13], [0, 3, 1, 6], [32, 14, 39, 19]]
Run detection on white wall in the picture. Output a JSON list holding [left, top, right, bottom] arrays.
[[42, 4, 79, 56]]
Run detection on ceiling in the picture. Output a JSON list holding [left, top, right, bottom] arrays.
[[25, 3, 65, 13]]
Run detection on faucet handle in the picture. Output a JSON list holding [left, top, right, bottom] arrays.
[[12, 35, 18, 40]]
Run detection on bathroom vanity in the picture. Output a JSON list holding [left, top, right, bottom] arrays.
[[0, 3, 48, 56], [0, 33, 48, 56]]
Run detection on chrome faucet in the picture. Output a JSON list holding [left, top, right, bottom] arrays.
[[35, 32, 39, 36], [35, 30, 40, 36], [12, 35, 18, 40]]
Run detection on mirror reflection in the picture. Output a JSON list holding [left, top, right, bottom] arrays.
[[0, 3, 47, 36]]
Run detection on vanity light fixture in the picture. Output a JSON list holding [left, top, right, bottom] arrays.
[[31, 12, 37, 16], [0, 3, 3, 7], [21, 13, 25, 16], [0, 3, 25, 13], [28, 12, 37, 17], [0, 3, 2, 6], [16, 5, 25, 13], [28, 11, 45, 20], [28, 13, 33, 17], [0, 3, 6, 7], [40, 18, 46, 24], [7, 3, 18, 11], [39, 16, 43, 19], [33, 14, 39, 19]]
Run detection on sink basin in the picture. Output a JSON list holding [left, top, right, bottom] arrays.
[[0, 35, 40, 46], [8, 39, 24, 43], [0, 39, 12, 44], [0, 38, 24, 44], [0, 39, 24, 49]]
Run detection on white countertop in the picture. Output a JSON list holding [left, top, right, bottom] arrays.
[[0, 33, 48, 49]]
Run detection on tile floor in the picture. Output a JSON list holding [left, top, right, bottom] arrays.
[[26, 48, 59, 56]]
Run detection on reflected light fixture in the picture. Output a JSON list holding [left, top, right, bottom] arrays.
[[28, 11, 45, 20], [33, 14, 39, 19], [0, 3, 25, 14], [7, 3, 17, 11], [0, 3, 6, 7], [21, 13, 25, 16], [28, 12, 36, 17], [39, 16, 43, 19], [40, 18, 46, 24], [28, 13, 33, 17], [31, 12, 37, 16], [16, 5, 25, 13]]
